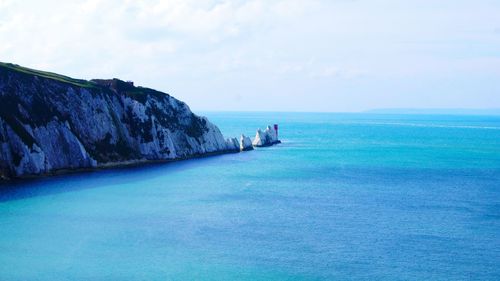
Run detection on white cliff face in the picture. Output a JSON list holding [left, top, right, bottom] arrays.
[[32, 120, 97, 170], [252, 125, 280, 147], [0, 117, 47, 176], [240, 134, 253, 151], [0, 67, 231, 178]]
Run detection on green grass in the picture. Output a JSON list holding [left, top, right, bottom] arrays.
[[0, 62, 170, 103], [0, 62, 98, 88]]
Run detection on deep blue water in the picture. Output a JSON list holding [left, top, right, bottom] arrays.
[[0, 112, 499, 280]]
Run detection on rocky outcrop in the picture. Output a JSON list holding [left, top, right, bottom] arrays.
[[225, 137, 240, 152], [240, 134, 253, 151], [252, 125, 281, 147], [0, 62, 240, 179]]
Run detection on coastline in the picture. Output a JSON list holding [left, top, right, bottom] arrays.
[[0, 149, 242, 183]]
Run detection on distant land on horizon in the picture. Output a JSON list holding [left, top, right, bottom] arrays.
[[364, 108, 500, 116]]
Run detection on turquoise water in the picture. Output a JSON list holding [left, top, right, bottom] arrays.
[[1, 112, 499, 280]]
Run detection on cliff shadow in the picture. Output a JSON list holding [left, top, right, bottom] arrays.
[[0, 155, 232, 203]]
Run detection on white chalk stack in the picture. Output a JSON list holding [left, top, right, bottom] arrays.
[[252, 125, 281, 147]]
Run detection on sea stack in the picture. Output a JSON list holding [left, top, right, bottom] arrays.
[[252, 125, 281, 147], [240, 134, 253, 151], [225, 137, 240, 152]]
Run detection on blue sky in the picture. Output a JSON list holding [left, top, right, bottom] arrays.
[[0, 0, 499, 112]]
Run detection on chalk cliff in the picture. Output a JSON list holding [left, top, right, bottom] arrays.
[[0, 62, 234, 179]]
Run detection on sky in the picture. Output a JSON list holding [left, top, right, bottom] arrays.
[[0, 0, 499, 112]]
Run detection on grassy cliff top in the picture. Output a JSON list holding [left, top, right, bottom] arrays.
[[0, 62, 170, 103], [0, 62, 98, 88]]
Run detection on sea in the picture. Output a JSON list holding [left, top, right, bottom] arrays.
[[0, 112, 499, 280]]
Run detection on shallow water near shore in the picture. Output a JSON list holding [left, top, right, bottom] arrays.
[[1, 112, 499, 280]]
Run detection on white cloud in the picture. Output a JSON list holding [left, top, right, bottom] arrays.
[[0, 0, 499, 111]]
